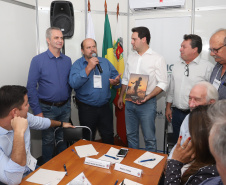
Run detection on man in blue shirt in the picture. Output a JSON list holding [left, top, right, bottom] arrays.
[[0, 85, 73, 185], [27, 27, 72, 163], [69, 38, 121, 144]]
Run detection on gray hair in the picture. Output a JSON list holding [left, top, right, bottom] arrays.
[[46, 27, 61, 40], [209, 122, 226, 167], [194, 81, 219, 102], [208, 100, 226, 124]]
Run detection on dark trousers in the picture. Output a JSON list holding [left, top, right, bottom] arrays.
[[77, 102, 114, 145], [172, 107, 190, 142]]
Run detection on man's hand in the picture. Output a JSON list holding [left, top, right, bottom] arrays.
[[172, 136, 195, 164], [11, 116, 28, 134], [87, 57, 99, 71], [85, 57, 100, 76], [132, 94, 150, 105], [118, 96, 124, 109], [36, 112, 44, 117], [165, 106, 172, 123], [62, 122, 75, 128], [109, 74, 121, 86]]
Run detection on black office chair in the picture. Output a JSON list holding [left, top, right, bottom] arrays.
[[163, 118, 177, 155], [63, 126, 92, 146]]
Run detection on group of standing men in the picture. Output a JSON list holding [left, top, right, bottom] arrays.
[[27, 28, 121, 163], [166, 29, 226, 142], [1, 25, 226, 184]]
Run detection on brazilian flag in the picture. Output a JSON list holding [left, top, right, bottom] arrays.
[[102, 14, 118, 108]]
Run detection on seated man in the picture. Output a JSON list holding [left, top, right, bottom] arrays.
[[168, 81, 218, 158], [0, 85, 74, 185]]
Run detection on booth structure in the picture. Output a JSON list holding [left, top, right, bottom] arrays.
[[1, 0, 226, 158]]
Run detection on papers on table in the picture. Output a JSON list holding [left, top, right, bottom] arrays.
[[26, 168, 66, 185], [75, 144, 98, 158], [98, 147, 124, 164], [67, 172, 92, 185], [134, 151, 164, 169], [120, 179, 143, 185]]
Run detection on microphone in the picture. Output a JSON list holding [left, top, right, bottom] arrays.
[[92, 53, 103, 73]]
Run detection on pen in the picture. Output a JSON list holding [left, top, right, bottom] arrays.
[[63, 164, 68, 176], [72, 149, 80, 157], [104, 154, 119, 160], [139, 158, 156, 163], [121, 180, 124, 185], [114, 179, 118, 185]]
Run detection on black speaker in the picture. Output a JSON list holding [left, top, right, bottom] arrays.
[[50, 1, 74, 38]]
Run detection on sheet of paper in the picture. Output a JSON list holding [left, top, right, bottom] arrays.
[[98, 147, 124, 164], [120, 179, 142, 185], [26, 168, 66, 185], [134, 151, 164, 169], [75, 144, 98, 158], [67, 172, 92, 185]]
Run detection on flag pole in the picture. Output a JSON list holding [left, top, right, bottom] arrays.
[[88, 0, 90, 12], [117, 3, 119, 21], [104, 0, 107, 17]]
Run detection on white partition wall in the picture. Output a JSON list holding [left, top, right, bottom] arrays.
[[0, 1, 36, 87]]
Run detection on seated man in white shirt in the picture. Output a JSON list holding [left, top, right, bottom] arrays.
[[168, 81, 218, 159], [0, 85, 74, 185]]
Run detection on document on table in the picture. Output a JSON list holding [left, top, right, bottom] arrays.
[[98, 147, 124, 164], [67, 172, 92, 185], [120, 179, 142, 185], [26, 168, 66, 185], [134, 151, 164, 169], [75, 144, 98, 158]]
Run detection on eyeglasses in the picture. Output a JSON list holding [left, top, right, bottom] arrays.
[[209, 44, 226, 54], [184, 64, 189, 77]]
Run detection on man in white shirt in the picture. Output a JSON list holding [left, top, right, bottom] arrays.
[[168, 81, 218, 159], [118, 27, 167, 152], [166, 34, 214, 142]]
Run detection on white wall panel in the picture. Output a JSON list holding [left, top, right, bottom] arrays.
[[0, 1, 36, 87]]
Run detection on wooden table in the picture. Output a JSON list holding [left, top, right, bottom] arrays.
[[21, 140, 167, 185]]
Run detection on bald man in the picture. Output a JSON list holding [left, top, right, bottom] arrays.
[[209, 29, 226, 100], [69, 38, 121, 144]]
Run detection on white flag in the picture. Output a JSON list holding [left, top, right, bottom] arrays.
[[86, 11, 95, 39]]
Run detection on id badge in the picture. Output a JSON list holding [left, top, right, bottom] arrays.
[[94, 75, 102, 88], [26, 150, 37, 171], [213, 78, 221, 90]]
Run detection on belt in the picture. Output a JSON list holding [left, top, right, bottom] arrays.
[[39, 99, 69, 107], [75, 98, 108, 108]]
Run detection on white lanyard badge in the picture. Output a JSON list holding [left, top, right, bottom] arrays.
[[93, 67, 102, 88], [213, 66, 222, 90]]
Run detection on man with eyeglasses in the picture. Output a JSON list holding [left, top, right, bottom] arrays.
[[209, 29, 226, 100], [166, 34, 214, 143]]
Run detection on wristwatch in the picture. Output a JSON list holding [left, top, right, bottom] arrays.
[[60, 121, 63, 127]]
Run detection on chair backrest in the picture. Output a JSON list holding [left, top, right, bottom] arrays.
[[63, 126, 92, 145]]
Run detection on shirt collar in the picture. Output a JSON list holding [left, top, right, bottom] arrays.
[[135, 47, 152, 56], [181, 55, 201, 65], [47, 49, 63, 59], [0, 126, 12, 135]]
